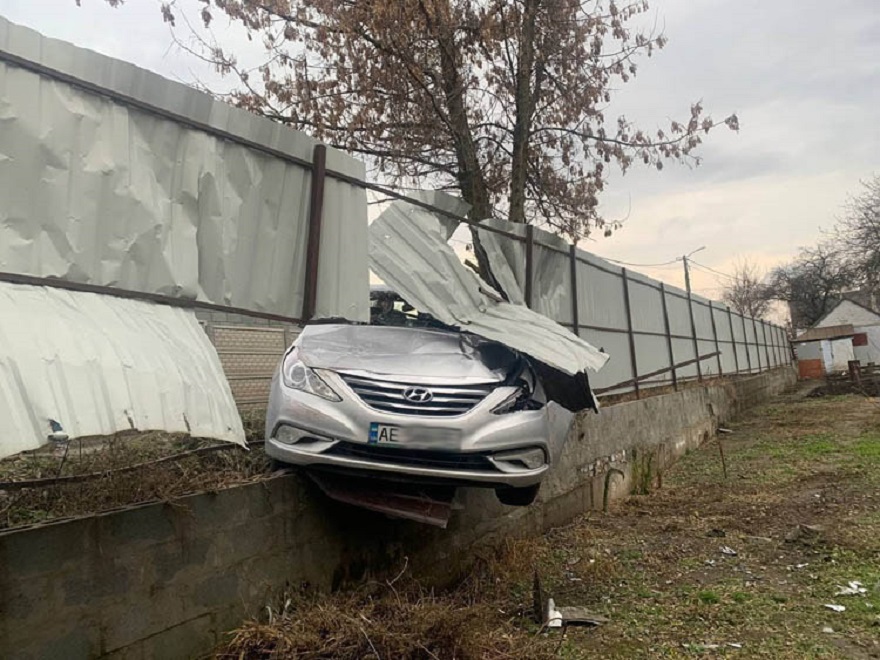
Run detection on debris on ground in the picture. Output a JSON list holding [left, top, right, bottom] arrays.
[[785, 523, 827, 545], [719, 545, 738, 556], [824, 604, 846, 612], [834, 581, 867, 596], [545, 598, 609, 629]]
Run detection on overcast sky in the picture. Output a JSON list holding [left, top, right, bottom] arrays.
[[1, 0, 878, 303]]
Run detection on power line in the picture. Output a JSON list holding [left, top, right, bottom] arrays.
[[689, 259, 736, 282], [603, 257, 681, 268]]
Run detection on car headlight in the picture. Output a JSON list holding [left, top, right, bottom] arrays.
[[281, 349, 341, 401], [492, 385, 544, 414]]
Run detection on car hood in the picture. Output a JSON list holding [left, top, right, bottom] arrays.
[[296, 324, 517, 382]]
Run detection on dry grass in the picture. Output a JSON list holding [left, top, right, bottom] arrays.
[[217, 540, 579, 660], [0, 409, 271, 530], [216, 392, 880, 659]]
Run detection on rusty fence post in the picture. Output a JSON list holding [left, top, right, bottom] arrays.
[[726, 306, 740, 374], [741, 313, 753, 373], [761, 321, 772, 368], [301, 144, 327, 322], [779, 326, 786, 365], [524, 224, 535, 309], [660, 283, 678, 391], [709, 301, 723, 378], [751, 316, 763, 373], [686, 288, 703, 382], [621, 268, 640, 398], [569, 244, 579, 336]]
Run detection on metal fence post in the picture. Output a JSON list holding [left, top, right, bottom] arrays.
[[660, 283, 678, 391], [301, 144, 327, 322], [686, 286, 703, 382], [709, 302, 723, 377], [621, 268, 640, 399], [524, 224, 534, 308], [569, 244, 579, 336], [775, 325, 784, 366], [751, 316, 763, 373], [760, 320, 771, 369], [726, 306, 740, 374], [770, 324, 778, 367], [741, 314, 753, 373]]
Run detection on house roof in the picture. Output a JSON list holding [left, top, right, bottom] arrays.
[[793, 324, 856, 343], [813, 297, 880, 328]]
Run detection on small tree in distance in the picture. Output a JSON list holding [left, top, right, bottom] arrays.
[[766, 245, 857, 329], [721, 260, 771, 319], [837, 175, 880, 293], [94, 0, 738, 241]]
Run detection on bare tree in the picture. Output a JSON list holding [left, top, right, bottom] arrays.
[[721, 260, 771, 319], [766, 245, 857, 329], [96, 0, 737, 240], [837, 175, 880, 292]]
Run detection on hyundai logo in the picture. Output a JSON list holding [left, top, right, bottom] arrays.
[[403, 387, 434, 403]]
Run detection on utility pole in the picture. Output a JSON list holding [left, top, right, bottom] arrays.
[[683, 254, 692, 296]]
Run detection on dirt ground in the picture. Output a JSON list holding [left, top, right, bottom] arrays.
[[217, 391, 880, 659]]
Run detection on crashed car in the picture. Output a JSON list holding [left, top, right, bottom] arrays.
[[267, 324, 564, 505], [265, 291, 589, 505], [266, 196, 607, 507]]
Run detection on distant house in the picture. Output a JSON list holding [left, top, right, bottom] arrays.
[[789, 288, 878, 331], [792, 324, 857, 379], [813, 299, 880, 366]]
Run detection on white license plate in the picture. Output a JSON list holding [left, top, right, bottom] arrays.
[[368, 423, 458, 445], [369, 423, 403, 444]]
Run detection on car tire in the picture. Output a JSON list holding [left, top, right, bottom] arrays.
[[495, 483, 540, 506]]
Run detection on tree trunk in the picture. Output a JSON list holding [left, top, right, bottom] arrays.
[[508, 0, 539, 225], [433, 26, 491, 221]]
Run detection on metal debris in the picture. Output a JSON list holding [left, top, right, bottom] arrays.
[[824, 604, 846, 612], [834, 581, 867, 596], [545, 599, 609, 629]]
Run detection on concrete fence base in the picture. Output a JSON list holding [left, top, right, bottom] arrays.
[[0, 368, 796, 659]]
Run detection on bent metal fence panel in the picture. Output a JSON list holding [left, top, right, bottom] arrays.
[[469, 217, 789, 397]]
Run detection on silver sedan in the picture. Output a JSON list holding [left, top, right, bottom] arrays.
[[264, 324, 568, 506]]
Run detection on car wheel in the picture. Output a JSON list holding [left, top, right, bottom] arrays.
[[495, 484, 540, 506]]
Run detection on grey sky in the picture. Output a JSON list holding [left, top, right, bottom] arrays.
[[1, 0, 877, 301]]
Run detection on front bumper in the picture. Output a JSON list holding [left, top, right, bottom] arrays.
[[264, 371, 552, 489]]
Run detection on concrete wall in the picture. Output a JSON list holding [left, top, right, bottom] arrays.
[[0, 368, 796, 660], [199, 322, 300, 409]]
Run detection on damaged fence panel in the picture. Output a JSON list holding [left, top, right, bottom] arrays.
[[368, 200, 609, 383], [0, 282, 245, 459], [0, 15, 369, 322], [396, 207, 791, 397]]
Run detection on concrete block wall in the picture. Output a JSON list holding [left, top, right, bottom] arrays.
[[196, 313, 301, 409], [0, 368, 796, 659]]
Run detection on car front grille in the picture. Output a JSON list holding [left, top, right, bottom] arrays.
[[338, 373, 495, 417], [326, 442, 495, 471]]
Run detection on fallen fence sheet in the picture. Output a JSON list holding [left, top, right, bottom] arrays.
[[0, 282, 245, 458]]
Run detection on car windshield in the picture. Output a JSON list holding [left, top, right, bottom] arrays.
[[370, 287, 449, 329]]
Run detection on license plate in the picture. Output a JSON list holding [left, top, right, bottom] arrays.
[[368, 423, 459, 445], [369, 422, 403, 445]]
